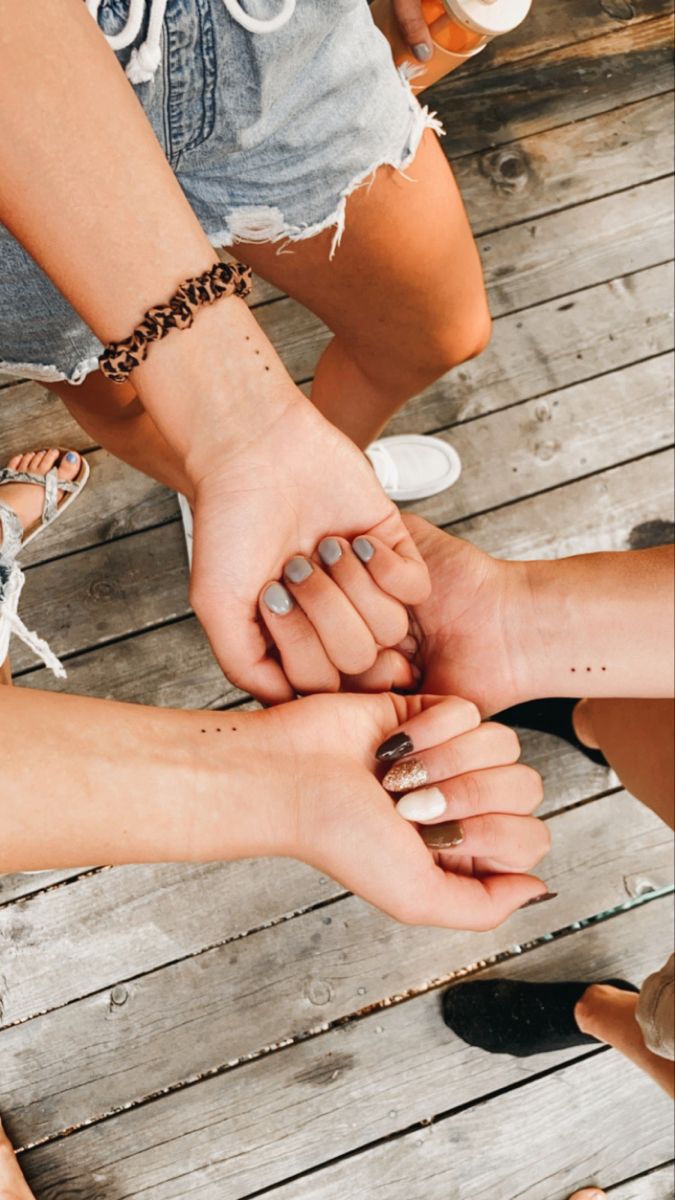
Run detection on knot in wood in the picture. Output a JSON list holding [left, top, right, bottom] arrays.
[[481, 146, 530, 194], [600, 0, 634, 20], [306, 979, 333, 1006]]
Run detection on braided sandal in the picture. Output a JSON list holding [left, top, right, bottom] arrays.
[[0, 452, 90, 678]]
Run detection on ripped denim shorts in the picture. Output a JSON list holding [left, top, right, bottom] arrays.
[[0, 0, 440, 386]]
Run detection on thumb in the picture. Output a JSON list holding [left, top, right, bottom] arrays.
[[392, 0, 434, 59]]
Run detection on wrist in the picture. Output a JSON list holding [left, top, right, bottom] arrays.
[[131, 296, 306, 485], [180, 709, 298, 862]]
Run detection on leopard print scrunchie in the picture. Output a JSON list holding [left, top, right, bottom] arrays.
[[99, 260, 253, 383]]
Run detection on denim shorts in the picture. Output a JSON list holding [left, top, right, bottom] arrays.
[[0, 0, 440, 386]]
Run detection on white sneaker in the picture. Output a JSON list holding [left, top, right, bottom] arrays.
[[178, 493, 194, 567], [366, 434, 461, 503]]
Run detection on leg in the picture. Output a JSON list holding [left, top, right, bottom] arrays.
[[575, 984, 675, 1098], [50, 374, 193, 498], [0, 657, 11, 687], [0, 1120, 35, 1200], [574, 698, 674, 830], [234, 130, 491, 448]]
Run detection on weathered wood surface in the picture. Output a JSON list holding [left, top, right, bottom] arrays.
[[612, 1167, 675, 1200], [264, 1053, 673, 1200], [1, 793, 671, 1138], [434, 16, 674, 159], [16, 895, 673, 1194]]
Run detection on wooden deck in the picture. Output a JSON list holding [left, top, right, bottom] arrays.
[[1, 1, 674, 1195]]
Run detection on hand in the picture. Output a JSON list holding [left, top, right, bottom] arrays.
[[260, 692, 549, 930], [190, 393, 429, 703], [260, 514, 531, 713], [392, 0, 434, 61]]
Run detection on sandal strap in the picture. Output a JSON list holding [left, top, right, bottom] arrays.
[[0, 499, 23, 567], [0, 466, 79, 527], [0, 560, 66, 679]]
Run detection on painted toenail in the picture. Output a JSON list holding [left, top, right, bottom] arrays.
[[353, 537, 374, 563], [65, 452, 79, 463]]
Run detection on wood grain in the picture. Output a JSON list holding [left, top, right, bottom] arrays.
[[15, 893, 673, 1194]]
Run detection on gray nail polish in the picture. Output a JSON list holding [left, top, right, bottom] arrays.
[[353, 537, 374, 563], [284, 556, 314, 584], [413, 42, 433, 61], [318, 537, 343, 567], [263, 583, 294, 615]]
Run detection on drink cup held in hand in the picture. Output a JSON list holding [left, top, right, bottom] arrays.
[[370, 0, 532, 90]]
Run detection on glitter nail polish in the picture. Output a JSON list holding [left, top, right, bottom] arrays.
[[382, 758, 429, 792]]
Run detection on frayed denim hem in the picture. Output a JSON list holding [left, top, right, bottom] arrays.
[[208, 70, 444, 260]]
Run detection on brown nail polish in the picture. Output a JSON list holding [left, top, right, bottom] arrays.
[[519, 892, 558, 910], [376, 731, 414, 762], [382, 758, 429, 792], [421, 821, 465, 849]]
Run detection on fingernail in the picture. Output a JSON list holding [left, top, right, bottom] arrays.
[[284, 556, 313, 584], [413, 42, 433, 61], [65, 451, 79, 463], [376, 731, 414, 761], [397, 786, 446, 822], [383, 758, 429, 792], [353, 537, 374, 563], [519, 891, 559, 910], [421, 821, 465, 849], [318, 538, 343, 567], [263, 582, 294, 615]]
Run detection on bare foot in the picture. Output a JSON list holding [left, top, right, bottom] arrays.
[[0, 449, 81, 543], [0, 1119, 34, 1200]]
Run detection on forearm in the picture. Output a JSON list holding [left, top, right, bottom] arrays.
[[521, 546, 674, 699], [0, 687, 290, 872], [0, 1, 298, 470]]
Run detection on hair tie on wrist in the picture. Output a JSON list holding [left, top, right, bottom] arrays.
[[99, 260, 253, 383]]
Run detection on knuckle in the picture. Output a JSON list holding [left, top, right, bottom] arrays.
[[459, 698, 482, 729], [453, 771, 483, 816], [488, 722, 522, 762]]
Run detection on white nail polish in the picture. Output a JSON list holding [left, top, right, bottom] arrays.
[[396, 787, 446, 822]]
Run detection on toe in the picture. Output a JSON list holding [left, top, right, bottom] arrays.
[[17, 452, 35, 473], [57, 450, 81, 483], [41, 449, 60, 475], [7, 456, 22, 472]]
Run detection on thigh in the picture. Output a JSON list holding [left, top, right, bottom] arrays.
[[587, 697, 675, 829], [230, 130, 490, 386]]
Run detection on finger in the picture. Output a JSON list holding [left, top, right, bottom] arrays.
[[355, 522, 431, 606], [259, 581, 340, 695], [418, 812, 552, 873], [322, 778, 549, 932], [392, 0, 434, 59], [375, 695, 482, 761], [343, 648, 417, 693], [317, 537, 409, 648], [394, 764, 545, 824], [381, 722, 522, 790], [281, 555, 379, 677], [201, 605, 295, 705]]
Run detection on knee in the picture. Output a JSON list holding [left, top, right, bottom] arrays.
[[416, 304, 492, 385]]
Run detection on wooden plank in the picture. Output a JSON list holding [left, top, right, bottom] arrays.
[[433, 17, 675, 160], [18, 447, 674, 708], [387, 261, 674, 435], [412, 353, 673, 525], [1, 793, 672, 1140], [15, 261, 672, 569], [252, 178, 674, 383], [613, 1167, 675, 1200], [263, 1054, 673, 1200], [452, 94, 674, 237], [15, 893, 673, 1193], [0, 869, 90, 907], [0, 859, 342, 1028]]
